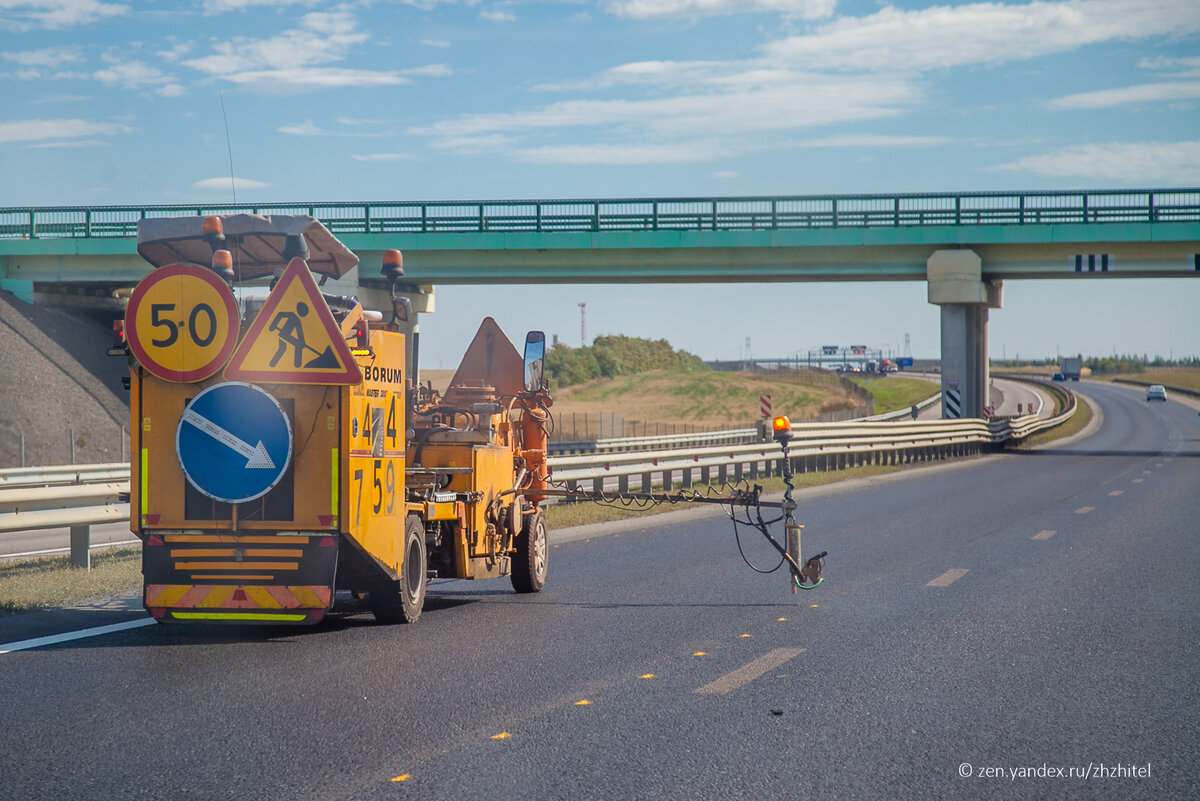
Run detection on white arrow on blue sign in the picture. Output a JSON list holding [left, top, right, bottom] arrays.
[[175, 381, 293, 504]]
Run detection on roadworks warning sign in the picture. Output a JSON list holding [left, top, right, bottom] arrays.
[[224, 257, 362, 385]]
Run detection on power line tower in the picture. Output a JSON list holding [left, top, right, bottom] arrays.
[[578, 302, 587, 347], [903, 333, 912, 359]]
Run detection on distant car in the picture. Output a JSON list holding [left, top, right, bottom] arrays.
[[1146, 385, 1167, 402], [1052, 373, 1064, 382]]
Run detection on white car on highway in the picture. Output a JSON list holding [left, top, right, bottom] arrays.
[[1145, 385, 1167, 402]]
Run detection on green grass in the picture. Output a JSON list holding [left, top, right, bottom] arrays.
[[1104, 368, 1200, 392], [0, 547, 142, 617], [848, 375, 940, 413], [543, 464, 901, 529], [1022, 390, 1094, 448]]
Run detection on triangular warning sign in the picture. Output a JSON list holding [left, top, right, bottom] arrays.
[[224, 257, 362, 385]]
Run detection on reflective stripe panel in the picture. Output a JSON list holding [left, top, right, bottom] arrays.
[[331, 448, 339, 519], [140, 448, 149, 519], [170, 612, 310, 622], [145, 584, 333, 611]]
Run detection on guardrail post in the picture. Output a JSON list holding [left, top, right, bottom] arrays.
[[70, 525, 91, 569], [618, 475, 629, 493], [701, 465, 710, 485], [661, 470, 672, 491], [592, 478, 603, 494], [682, 467, 692, 489], [641, 472, 651, 493]]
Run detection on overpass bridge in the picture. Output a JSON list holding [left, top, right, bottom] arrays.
[[2, 188, 1198, 419]]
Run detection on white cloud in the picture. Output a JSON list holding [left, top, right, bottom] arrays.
[[513, 140, 728, 165], [351, 153, 415, 162], [605, 0, 834, 21], [1, 46, 84, 67], [764, 0, 1200, 73], [991, 140, 1200, 182], [711, 169, 739, 178], [1047, 81, 1200, 109], [157, 41, 195, 63], [278, 120, 328, 136], [1137, 55, 1200, 77], [203, 0, 315, 11], [192, 176, 272, 191], [25, 138, 110, 148], [403, 64, 455, 78], [419, 38, 450, 48], [94, 59, 184, 96], [0, 0, 128, 30], [799, 134, 952, 147], [181, 7, 407, 93], [0, 118, 133, 146], [480, 8, 515, 22]]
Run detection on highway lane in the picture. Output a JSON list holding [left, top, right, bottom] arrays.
[[1, 380, 1196, 800]]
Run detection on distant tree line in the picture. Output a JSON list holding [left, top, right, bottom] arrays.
[[994, 355, 1199, 374], [545, 335, 708, 388]]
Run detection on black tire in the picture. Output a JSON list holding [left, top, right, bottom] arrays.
[[511, 508, 548, 593], [371, 515, 427, 624]]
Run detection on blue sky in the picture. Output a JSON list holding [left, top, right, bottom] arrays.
[[2, 0, 1198, 366]]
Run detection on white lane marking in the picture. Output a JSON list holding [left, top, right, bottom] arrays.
[[1132, 478, 1144, 483], [1032, 530, 1056, 540], [0, 618, 156, 655], [694, 648, 806, 695], [927, 568, 969, 587], [181, 407, 275, 469], [1075, 506, 1095, 514], [1108, 490, 1124, 497]]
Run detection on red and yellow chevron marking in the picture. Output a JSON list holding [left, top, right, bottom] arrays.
[[146, 584, 332, 611]]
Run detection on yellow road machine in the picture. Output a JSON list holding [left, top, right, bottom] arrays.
[[117, 214, 552, 624]]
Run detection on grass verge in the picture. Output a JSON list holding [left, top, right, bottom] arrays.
[[0, 547, 142, 618], [1021, 390, 1094, 448], [544, 464, 902, 529], [847, 376, 940, 413]]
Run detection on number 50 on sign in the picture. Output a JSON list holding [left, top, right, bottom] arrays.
[[125, 263, 239, 383]]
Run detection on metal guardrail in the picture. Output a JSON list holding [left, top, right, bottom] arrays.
[[2, 189, 1197, 240], [1, 393, 1078, 565]]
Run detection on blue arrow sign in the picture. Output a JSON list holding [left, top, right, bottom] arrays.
[[175, 381, 293, 504]]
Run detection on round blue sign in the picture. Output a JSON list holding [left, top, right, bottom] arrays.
[[175, 381, 293, 504]]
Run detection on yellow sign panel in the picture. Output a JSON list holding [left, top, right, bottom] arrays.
[[224, 257, 362, 385], [125, 263, 238, 383]]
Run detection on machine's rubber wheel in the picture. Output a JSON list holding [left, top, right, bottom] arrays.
[[371, 515, 427, 624], [510, 508, 548, 593]]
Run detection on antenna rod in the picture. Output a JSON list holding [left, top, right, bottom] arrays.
[[219, 93, 237, 204]]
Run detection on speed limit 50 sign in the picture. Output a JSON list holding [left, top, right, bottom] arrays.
[[125, 263, 239, 383]]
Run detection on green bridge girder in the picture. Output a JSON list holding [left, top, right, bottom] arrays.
[[2, 191, 1198, 301]]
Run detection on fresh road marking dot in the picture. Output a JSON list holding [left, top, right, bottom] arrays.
[[1109, 490, 1124, 496], [694, 648, 806, 696], [777, 617, 789, 622], [927, 568, 969, 587], [1075, 506, 1095, 514], [693, 652, 706, 657], [640, 674, 655, 679], [391, 775, 410, 783], [1032, 530, 1056, 541], [740, 633, 752, 638], [574, 700, 591, 706], [491, 732, 511, 740]]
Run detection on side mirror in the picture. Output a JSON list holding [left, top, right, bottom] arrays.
[[523, 331, 546, 392]]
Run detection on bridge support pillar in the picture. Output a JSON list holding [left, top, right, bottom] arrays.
[[928, 250, 1002, 419]]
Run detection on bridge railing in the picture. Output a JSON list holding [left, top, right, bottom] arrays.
[[3, 189, 1198, 240]]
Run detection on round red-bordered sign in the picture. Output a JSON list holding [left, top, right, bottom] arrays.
[[125, 263, 239, 383]]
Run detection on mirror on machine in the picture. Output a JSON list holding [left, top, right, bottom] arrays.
[[523, 331, 546, 392]]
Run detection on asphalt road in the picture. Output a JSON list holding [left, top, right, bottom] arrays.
[[1, 380, 1196, 800]]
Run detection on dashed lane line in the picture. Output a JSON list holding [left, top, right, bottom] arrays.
[[1075, 506, 1095, 514], [927, 568, 969, 587], [694, 648, 806, 696], [1032, 530, 1056, 540]]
